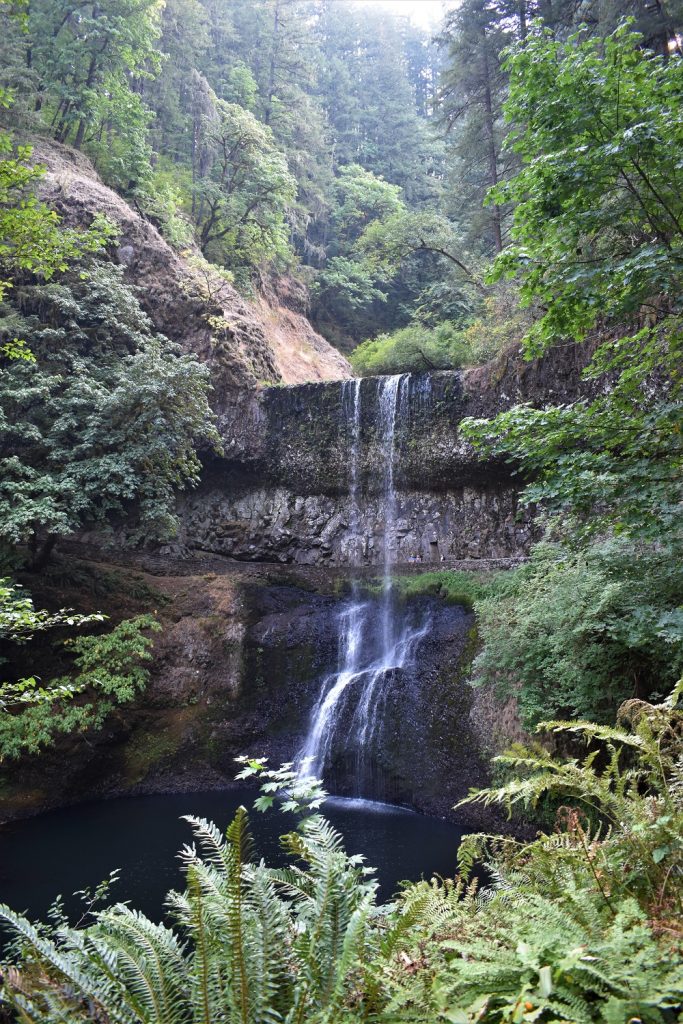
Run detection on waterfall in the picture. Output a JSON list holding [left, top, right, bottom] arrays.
[[343, 377, 362, 564], [298, 375, 431, 799]]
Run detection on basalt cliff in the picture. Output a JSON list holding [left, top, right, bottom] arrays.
[[34, 140, 601, 570]]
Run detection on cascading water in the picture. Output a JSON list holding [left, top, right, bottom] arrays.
[[298, 375, 432, 799], [343, 377, 362, 565]]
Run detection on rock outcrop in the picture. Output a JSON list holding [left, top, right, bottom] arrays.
[[2, 559, 494, 830], [31, 139, 350, 442], [171, 348, 604, 566]]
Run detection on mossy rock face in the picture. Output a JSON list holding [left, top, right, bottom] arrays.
[[0, 573, 345, 821], [112, 578, 344, 792], [121, 708, 202, 786], [179, 371, 539, 566], [1, 565, 499, 831], [260, 372, 479, 496]]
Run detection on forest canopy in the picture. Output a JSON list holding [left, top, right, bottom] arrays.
[[2, 0, 681, 353]]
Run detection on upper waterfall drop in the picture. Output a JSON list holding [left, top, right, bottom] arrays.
[[298, 374, 432, 799], [342, 377, 363, 565], [376, 373, 406, 569]]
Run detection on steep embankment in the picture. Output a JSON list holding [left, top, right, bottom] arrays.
[[31, 140, 350, 440]]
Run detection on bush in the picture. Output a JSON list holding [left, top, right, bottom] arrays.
[[141, 163, 195, 250], [0, 261, 219, 565], [377, 569, 500, 611], [457, 284, 531, 365], [472, 542, 683, 727], [350, 320, 472, 376], [0, 605, 160, 759]]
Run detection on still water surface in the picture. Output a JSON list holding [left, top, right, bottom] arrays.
[[0, 789, 465, 922]]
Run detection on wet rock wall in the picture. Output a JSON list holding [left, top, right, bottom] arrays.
[[178, 372, 537, 565], [1, 566, 493, 828], [181, 484, 530, 565]]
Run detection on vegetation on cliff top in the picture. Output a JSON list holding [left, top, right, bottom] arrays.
[[4, 0, 678, 356]]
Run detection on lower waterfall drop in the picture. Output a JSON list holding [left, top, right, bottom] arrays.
[[298, 374, 432, 800]]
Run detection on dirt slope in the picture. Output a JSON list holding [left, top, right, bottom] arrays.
[[30, 139, 350, 434]]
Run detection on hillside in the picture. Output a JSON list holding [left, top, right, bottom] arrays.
[[31, 139, 350, 434]]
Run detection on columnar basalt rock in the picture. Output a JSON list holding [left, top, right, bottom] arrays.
[[180, 485, 532, 565], [173, 332, 609, 568], [177, 371, 538, 566]]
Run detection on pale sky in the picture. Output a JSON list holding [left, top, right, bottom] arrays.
[[349, 0, 453, 30]]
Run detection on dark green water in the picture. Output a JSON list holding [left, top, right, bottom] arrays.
[[0, 789, 465, 923]]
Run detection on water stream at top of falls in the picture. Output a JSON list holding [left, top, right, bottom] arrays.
[[298, 375, 432, 800]]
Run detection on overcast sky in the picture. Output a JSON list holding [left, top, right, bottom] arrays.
[[349, 0, 453, 31]]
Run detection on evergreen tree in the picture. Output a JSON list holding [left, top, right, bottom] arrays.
[[437, 0, 516, 256], [0, 262, 219, 567]]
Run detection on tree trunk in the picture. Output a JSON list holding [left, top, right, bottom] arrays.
[[74, 52, 99, 149], [264, 0, 282, 126], [73, 4, 102, 149], [54, 101, 73, 143], [481, 33, 503, 254], [518, 0, 528, 40], [29, 532, 57, 572]]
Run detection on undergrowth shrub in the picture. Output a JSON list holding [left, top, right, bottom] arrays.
[[350, 320, 472, 376], [364, 569, 500, 611], [472, 542, 683, 726], [0, 603, 160, 759], [376, 684, 683, 1022]]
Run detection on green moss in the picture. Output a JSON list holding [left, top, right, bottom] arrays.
[[361, 570, 503, 611], [41, 559, 171, 607], [123, 726, 185, 784]]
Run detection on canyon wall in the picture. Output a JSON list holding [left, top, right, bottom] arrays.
[[35, 140, 602, 570], [174, 348, 601, 566], [32, 139, 351, 446], [3, 561, 494, 830], [4, 141, 604, 827]]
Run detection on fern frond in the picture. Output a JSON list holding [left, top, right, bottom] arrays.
[[90, 906, 190, 1024], [0, 904, 129, 1023], [181, 815, 233, 872]]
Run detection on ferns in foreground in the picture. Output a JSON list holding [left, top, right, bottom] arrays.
[[1, 693, 683, 1023], [457, 680, 683, 927], [375, 685, 683, 1022], [0, 765, 378, 1024]]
